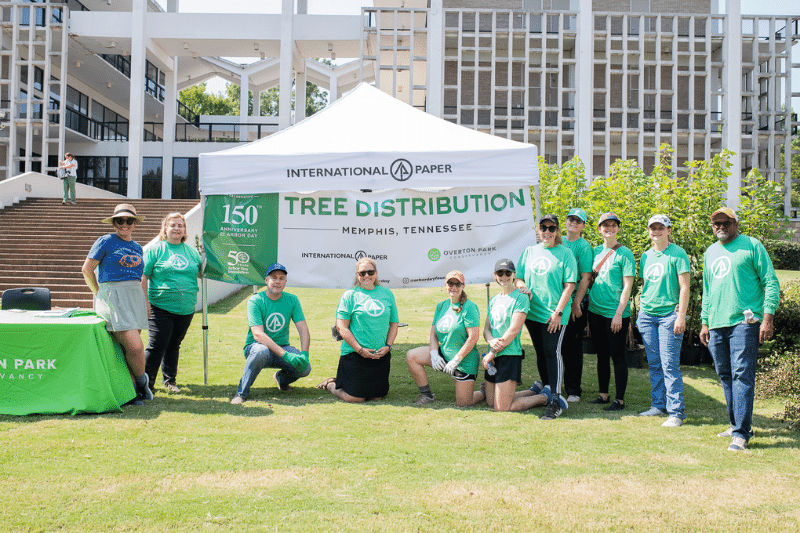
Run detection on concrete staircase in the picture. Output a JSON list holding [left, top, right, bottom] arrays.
[[0, 198, 199, 309]]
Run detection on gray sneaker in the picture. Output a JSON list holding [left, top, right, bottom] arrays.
[[230, 395, 245, 405], [662, 416, 684, 427], [717, 427, 733, 438], [414, 394, 436, 406], [728, 436, 748, 451], [639, 407, 668, 417], [541, 399, 563, 421]]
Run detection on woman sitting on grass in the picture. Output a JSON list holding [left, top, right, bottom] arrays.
[[482, 259, 549, 413], [317, 258, 398, 403], [405, 270, 486, 407]]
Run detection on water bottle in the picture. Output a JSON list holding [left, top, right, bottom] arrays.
[[486, 358, 497, 376]]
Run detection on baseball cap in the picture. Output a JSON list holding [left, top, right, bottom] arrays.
[[265, 262, 288, 276], [598, 212, 621, 225], [539, 214, 559, 226], [647, 214, 672, 228], [711, 207, 738, 221], [494, 258, 515, 272], [567, 208, 588, 223], [445, 270, 465, 285]]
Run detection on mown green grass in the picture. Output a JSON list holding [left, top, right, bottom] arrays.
[[2, 281, 799, 532]]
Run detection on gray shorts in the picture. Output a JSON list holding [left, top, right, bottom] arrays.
[[96, 280, 148, 332]]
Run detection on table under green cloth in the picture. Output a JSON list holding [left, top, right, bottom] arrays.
[[0, 310, 136, 416]]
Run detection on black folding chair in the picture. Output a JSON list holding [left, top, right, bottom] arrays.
[[1, 287, 52, 311]]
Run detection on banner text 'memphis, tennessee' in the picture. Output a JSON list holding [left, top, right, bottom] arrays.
[[283, 189, 527, 218]]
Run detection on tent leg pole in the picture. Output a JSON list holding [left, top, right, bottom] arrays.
[[202, 276, 208, 386]]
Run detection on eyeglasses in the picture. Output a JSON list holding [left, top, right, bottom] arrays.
[[358, 270, 376, 277], [495, 270, 513, 277], [539, 225, 558, 233], [114, 217, 137, 226], [712, 220, 733, 228], [446, 280, 463, 287]]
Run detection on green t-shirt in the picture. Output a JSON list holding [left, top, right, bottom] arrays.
[[433, 299, 481, 375], [517, 243, 577, 325], [588, 245, 636, 319], [336, 285, 399, 356], [564, 237, 594, 275], [487, 289, 530, 357], [701, 235, 780, 329], [639, 243, 691, 317], [143, 241, 202, 315], [244, 291, 305, 353]]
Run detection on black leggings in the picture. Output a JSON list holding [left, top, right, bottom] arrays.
[[588, 311, 629, 401], [524, 319, 566, 396]]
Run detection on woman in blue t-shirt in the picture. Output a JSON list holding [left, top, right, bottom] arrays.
[[82, 203, 151, 406]]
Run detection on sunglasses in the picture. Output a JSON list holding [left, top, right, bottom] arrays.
[[567, 217, 585, 224], [358, 270, 376, 277], [712, 221, 733, 228], [114, 217, 137, 225], [446, 280, 463, 287], [495, 270, 513, 277], [539, 225, 558, 233]]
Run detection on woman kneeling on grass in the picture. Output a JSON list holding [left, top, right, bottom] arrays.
[[317, 258, 398, 403], [482, 259, 548, 413], [406, 270, 485, 407]]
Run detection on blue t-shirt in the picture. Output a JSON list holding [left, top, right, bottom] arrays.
[[88, 234, 144, 283]]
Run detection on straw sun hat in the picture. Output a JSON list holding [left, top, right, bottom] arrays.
[[101, 203, 145, 224]]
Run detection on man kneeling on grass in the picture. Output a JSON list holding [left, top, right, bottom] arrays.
[[231, 263, 311, 404]]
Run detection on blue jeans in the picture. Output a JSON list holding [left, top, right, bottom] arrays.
[[236, 343, 311, 399], [637, 311, 685, 419], [708, 322, 760, 441]]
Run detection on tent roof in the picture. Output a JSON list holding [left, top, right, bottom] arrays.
[[199, 83, 538, 194]]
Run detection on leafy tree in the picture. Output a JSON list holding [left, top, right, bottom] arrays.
[[178, 83, 236, 116]]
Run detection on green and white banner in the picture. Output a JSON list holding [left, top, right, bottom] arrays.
[[203, 187, 536, 288]]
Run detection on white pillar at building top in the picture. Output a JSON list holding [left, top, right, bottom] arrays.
[[162, 57, 178, 199], [724, 0, 743, 209], [329, 73, 338, 103], [254, 90, 262, 117], [426, 0, 444, 118], [278, 0, 294, 130], [239, 73, 249, 119], [127, 0, 147, 199], [296, 70, 306, 123], [576, 0, 594, 182]]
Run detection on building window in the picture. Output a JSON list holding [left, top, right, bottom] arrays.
[[91, 100, 129, 141], [173, 158, 199, 199], [142, 157, 162, 199], [76, 156, 127, 195]]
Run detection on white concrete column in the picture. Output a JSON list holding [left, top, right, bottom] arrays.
[[279, 0, 294, 130], [329, 73, 338, 103], [296, 70, 307, 122], [167, 0, 179, 12], [254, 90, 262, 117], [426, 0, 444, 117], [162, 57, 178, 199], [724, 0, 742, 209], [577, 0, 594, 182], [239, 73, 250, 119], [127, 0, 147, 198]]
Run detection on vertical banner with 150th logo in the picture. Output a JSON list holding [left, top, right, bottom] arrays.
[[203, 194, 279, 285]]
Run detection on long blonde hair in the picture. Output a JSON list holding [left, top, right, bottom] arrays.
[[159, 212, 187, 243], [353, 257, 380, 287]]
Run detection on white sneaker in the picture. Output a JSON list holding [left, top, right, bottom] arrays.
[[728, 436, 748, 451], [662, 416, 684, 427], [717, 427, 733, 438], [567, 395, 580, 403]]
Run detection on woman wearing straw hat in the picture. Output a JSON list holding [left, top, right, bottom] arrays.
[[405, 270, 485, 407], [82, 203, 152, 406]]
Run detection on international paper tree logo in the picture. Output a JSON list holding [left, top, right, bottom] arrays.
[[530, 256, 552, 276], [364, 298, 386, 317], [390, 159, 413, 181], [170, 254, 190, 270], [437, 313, 455, 333], [491, 304, 508, 330], [265, 312, 286, 333], [645, 263, 664, 282], [428, 248, 441, 261], [711, 256, 732, 279]]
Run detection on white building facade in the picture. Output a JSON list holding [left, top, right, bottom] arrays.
[[1, 0, 797, 219]]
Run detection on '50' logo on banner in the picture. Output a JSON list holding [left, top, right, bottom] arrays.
[[228, 251, 250, 266]]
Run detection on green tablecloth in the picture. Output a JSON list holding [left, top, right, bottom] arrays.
[[0, 310, 136, 416]]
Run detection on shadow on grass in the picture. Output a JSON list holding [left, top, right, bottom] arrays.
[[207, 286, 253, 315]]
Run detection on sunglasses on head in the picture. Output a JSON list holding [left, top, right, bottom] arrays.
[[712, 220, 733, 228], [446, 280, 463, 287], [114, 217, 137, 225], [358, 270, 376, 277], [539, 225, 558, 233], [495, 270, 513, 277]]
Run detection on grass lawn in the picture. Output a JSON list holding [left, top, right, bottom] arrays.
[[2, 281, 799, 532]]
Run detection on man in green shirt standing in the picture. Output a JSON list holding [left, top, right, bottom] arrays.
[[231, 263, 311, 404], [700, 208, 779, 451]]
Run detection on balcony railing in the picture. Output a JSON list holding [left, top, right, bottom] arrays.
[[175, 122, 277, 142], [63, 108, 129, 141]]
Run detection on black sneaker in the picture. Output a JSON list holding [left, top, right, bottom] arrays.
[[604, 399, 625, 411], [541, 399, 562, 420], [136, 382, 154, 401]]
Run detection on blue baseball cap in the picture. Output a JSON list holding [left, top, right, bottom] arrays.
[[598, 212, 621, 225], [265, 262, 288, 276], [567, 207, 588, 223], [648, 214, 672, 228]]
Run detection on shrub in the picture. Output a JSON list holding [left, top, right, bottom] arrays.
[[764, 239, 800, 271], [756, 348, 800, 431], [770, 279, 800, 353]]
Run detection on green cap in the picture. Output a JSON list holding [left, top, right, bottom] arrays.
[[567, 207, 588, 223]]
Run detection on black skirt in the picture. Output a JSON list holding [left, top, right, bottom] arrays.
[[335, 351, 392, 399]]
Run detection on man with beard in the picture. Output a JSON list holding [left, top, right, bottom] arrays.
[[699, 208, 779, 451]]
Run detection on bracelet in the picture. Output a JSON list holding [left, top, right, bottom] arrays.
[[384, 344, 392, 350]]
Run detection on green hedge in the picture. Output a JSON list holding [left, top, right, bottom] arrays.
[[771, 279, 800, 353], [764, 239, 800, 271]]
